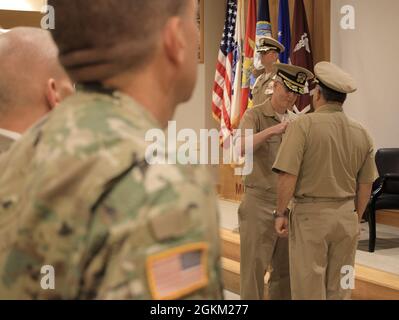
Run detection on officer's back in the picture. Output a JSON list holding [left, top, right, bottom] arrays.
[[273, 61, 377, 300], [292, 105, 374, 198]]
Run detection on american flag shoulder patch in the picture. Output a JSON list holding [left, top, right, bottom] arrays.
[[146, 243, 209, 300]]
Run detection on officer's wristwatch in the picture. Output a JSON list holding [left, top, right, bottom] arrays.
[[272, 208, 290, 219]]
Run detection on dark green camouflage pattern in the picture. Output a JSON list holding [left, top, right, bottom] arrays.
[[0, 90, 223, 300]]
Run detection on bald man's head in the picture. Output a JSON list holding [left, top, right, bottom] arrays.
[[0, 27, 74, 133], [0, 27, 59, 109]]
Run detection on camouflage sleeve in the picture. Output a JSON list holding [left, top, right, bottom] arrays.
[[79, 163, 223, 300], [0, 93, 223, 300], [0, 148, 222, 300]]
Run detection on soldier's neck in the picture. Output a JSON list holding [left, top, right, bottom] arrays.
[[104, 69, 175, 129], [0, 107, 46, 134]]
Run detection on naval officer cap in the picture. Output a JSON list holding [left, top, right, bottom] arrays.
[[257, 37, 285, 54], [314, 62, 357, 94], [274, 63, 314, 95]]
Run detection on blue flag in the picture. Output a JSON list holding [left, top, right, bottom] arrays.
[[256, 0, 272, 38], [278, 0, 291, 64], [253, 0, 271, 74]]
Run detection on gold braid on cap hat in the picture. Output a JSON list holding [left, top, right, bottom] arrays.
[[276, 71, 306, 95]]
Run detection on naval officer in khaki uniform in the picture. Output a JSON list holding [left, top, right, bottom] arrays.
[[0, 27, 73, 154], [273, 62, 377, 300], [238, 63, 314, 300], [251, 37, 285, 107], [0, 129, 20, 155]]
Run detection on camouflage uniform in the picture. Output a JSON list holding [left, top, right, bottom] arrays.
[[0, 88, 223, 300]]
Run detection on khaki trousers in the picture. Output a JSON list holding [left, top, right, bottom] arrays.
[[238, 189, 291, 300], [289, 200, 358, 300]]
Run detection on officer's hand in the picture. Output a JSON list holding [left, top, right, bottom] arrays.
[[269, 122, 289, 136], [275, 217, 289, 238], [357, 223, 362, 240]]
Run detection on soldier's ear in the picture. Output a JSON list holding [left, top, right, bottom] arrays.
[[162, 16, 185, 66], [316, 87, 322, 101], [45, 78, 60, 111]]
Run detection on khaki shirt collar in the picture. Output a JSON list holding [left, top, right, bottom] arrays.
[[255, 71, 275, 86], [262, 72, 276, 85], [262, 99, 281, 122], [264, 71, 274, 80], [0, 128, 21, 141], [315, 103, 344, 114]]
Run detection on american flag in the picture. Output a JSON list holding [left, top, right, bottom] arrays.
[[212, 0, 243, 146], [253, 0, 272, 72], [148, 248, 208, 300], [241, 0, 257, 116]]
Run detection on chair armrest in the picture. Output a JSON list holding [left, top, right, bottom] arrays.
[[370, 183, 384, 201], [382, 173, 399, 194], [369, 173, 399, 202], [383, 173, 399, 181]]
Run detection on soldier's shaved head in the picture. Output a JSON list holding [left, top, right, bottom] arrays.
[[48, 0, 199, 128], [0, 27, 74, 133], [49, 0, 188, 82], [0, 28, 56, 109]]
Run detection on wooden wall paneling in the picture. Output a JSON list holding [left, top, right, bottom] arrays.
[[376, 210, 399, 228], [269, 0, 330, 63], [0, 10, 43, 29], [218, 165, 245, 202], [239, 0, 331, 70], [313, 0, 331, 63], [230, 0, 330, 64]]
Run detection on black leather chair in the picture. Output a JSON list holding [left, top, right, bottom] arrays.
[[368, 148, 399, 252]]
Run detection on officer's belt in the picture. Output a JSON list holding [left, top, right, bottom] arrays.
[[294, 197, 355, 204]]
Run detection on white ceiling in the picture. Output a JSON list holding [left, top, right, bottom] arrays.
[[0, 0, 47, 12]]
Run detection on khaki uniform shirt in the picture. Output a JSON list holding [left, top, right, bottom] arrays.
[[273, 103, 378, 199], [252, 72, 276, 107], [0, 129, 20, 154], [239, 99, 282, 197], [0, 89, 223, 300]]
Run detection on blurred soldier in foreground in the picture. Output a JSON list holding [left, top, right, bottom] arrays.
[[273, 62, 377, 300], [0, 27, 73, 153], [0, 0, 223, 300]]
